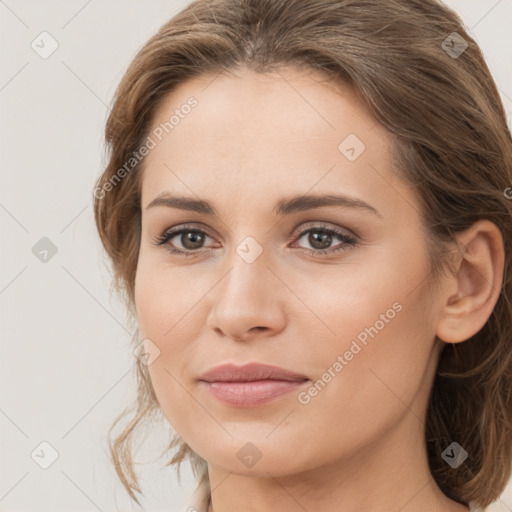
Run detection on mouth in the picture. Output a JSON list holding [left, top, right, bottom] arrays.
[[198, 362, 310, 407]]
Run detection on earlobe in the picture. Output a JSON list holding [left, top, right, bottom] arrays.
[[435, 220, 505, 344]]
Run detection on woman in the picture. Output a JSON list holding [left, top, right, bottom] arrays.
[[93, 0, 512, 510]]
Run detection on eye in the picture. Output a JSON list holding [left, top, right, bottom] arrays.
[[291, 223, 357, 256], [153, 223, 217, 257], [153, 222, 358, 257]]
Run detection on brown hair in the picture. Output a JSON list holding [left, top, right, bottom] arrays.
[[93, 0, 512, 508]]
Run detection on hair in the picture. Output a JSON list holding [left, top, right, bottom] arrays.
[[93, 0, 512, 508]]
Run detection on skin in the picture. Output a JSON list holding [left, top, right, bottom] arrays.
[[134, 66, 504, 512]]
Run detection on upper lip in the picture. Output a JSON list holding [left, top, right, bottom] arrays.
[[198, 362, 309, 383]]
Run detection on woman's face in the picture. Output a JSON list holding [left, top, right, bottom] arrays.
[[134, 66, 445, 477]]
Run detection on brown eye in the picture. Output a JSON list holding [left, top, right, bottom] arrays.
[[179, 230, 207, 250], [155, 226, 215, 256], [293, 225, 357, 256], [154, 223, 357, 258], [305, 230, 333, 250]]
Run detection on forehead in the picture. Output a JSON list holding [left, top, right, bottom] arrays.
[[140, 66, 409, 220]]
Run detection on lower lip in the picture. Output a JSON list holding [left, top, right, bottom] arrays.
[[200, 379, 309, 407]]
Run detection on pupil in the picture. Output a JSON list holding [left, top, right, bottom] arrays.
[[309, 231, 331, 249], [183, 231, 204, 249]]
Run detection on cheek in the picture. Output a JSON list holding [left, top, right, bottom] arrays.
[[301, 281, 434, 436], [133, 260, 213, 432], [294, 250, 435, 414], [134, 253, 201, 341], [288, 299, 435, 471]]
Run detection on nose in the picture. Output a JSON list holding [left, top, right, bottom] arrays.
[[205, 245, 287, 342]]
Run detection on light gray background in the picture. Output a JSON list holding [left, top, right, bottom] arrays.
[[1, 1, 511, 511]]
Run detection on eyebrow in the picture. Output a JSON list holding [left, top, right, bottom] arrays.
[[145, 192, 383, 218]]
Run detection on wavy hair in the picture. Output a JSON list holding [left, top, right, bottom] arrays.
[[93, 0, 512, 508]]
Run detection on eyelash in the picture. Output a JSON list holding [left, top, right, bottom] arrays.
[[153, 222, 358, 258]]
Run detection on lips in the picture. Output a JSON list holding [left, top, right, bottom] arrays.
[[198, 362, 309, 383], [198, 362, 310, 407]]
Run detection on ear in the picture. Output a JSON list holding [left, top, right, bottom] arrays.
[[436, 219, 505, 344]]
